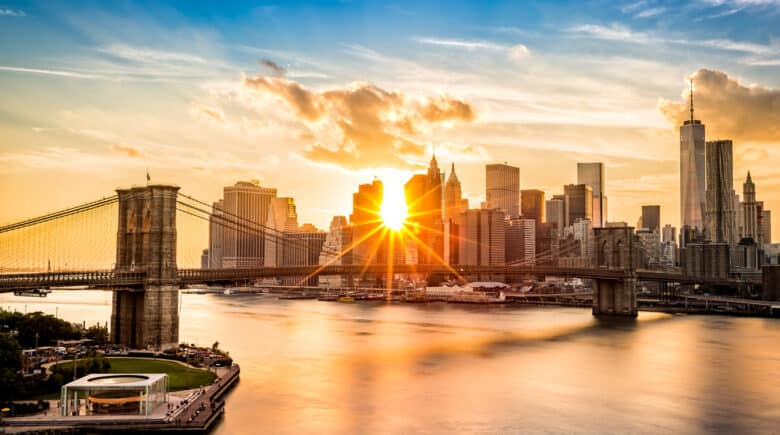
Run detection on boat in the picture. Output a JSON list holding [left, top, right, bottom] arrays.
[[337, 296, 355, 303], [279, 292, 318, 300], [318, 294, 341, 301], [13, 288, 51, 297]]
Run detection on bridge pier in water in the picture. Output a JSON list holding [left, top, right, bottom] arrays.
[[592, 227, 638, 317], [111, 185, 180, 350]]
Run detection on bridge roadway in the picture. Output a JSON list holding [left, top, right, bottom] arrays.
[[0, 264, 759, 292]]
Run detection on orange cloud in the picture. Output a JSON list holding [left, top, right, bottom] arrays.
[[242, 75, 476, 170], [110, 143, 142, 158], [658, 68, 780, 143], [189, 102, 226, 123]]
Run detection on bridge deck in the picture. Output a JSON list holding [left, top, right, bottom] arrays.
[[0, 265, 761, 292]]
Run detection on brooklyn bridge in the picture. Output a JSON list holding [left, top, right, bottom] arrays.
[[0, 185, 773, 350]]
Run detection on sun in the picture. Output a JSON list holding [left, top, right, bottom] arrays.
[[380, 176, 408, 231]]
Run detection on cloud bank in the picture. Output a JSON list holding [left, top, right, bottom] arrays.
[[242, 74, 476, 169], [658, 68, 780, 143]]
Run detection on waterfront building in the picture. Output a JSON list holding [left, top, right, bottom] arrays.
[[283, 225, 327, 286], [264, 197, 299, 267], [563, 184, 592, 226], [486, 163, 520, 219], [705, 140, 737, 246], [221, 181, 277, 269], [319, 216, 353, 288], [458, 209, 506, 266], [681, 242, 730, 279], [506, 217, 536, 265], [577, 162, 607, 227], [680, 84, 706, 233]]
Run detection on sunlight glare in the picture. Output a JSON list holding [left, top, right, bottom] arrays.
[[380, 176, 408, 231]]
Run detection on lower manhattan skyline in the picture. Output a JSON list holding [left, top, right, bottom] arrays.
[[2, 0, 780, 245], [3, 2, 780, 434]]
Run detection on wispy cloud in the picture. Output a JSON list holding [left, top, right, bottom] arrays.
[[0, 7, 24, 16], [567, 23, 655, 43], [415, 37, 530, 62], [416, 37, 506, 51], [0, 65, 101, 79], [97, 44, 208, 65], [620, 1, 647, 13], [635, 6, 666, 18]]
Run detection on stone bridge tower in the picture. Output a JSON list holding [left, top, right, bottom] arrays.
[[592, 226, 637, 317], [111, 184, 180, 350]]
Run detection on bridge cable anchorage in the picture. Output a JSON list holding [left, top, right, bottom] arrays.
[[176, 193, 369, 262], [174, 198, 351, 261]]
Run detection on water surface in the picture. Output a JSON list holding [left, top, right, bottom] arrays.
[[2, 291, 779, 434]]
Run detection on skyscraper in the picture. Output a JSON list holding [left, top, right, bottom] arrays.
[[405, 153, 444, 264], [318, 216, 353, 288], [444, 163, 466, 265], [705, 140, 737, 245], [458, 208, 506, 266], [662, 224, 677, 243], [742, 172, 758, 242], [486, 163, 520, 218], [545, 196, 565, 233], [264, 197, 298, 267], [761, 208, 772, 245], [563, 184, 592, 226], [351, 179, 383, 265], [444, 163, 465, 223], [680, 81, 706, 233], [521, 189, 545, 223], [505, 217, 535, 265], [221, 181, 277, 268], [641, 205, 661, 233], [577, 162, 607, 227]]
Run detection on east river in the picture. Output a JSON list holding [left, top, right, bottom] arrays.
[[2, 290, 780, 434]]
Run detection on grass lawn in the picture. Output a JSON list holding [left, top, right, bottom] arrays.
[[53, 358, 216, 391]]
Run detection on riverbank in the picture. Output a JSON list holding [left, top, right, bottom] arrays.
[[1, 364, 239, 434]]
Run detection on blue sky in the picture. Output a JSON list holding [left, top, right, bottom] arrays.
[[1, 0, 779, 256]]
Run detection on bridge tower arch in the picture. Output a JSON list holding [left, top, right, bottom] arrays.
[[592, 227, 637, 317], [111, 185, 180, 350]]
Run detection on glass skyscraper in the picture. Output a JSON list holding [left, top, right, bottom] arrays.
[[577, 162, 606, 227], [680, 117, 706, 233], [486, 163, 520, 219]]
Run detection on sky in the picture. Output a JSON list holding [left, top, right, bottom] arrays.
[[1, 0, 780, 246]]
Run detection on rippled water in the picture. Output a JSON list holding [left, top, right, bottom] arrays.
[[3, 291, 780, 434]]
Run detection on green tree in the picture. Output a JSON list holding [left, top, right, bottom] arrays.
[[0, 333, 22, 401]]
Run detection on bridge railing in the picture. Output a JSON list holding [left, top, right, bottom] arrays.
[[0, 270, 147, 290]]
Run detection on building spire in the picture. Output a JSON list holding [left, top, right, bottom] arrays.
[[690, 77, 694, 123]]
